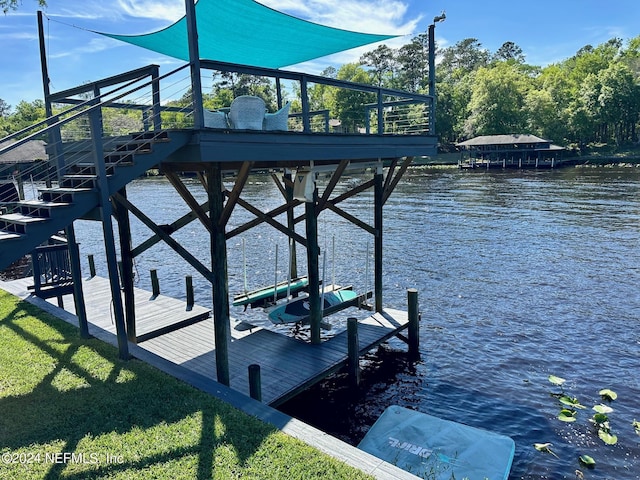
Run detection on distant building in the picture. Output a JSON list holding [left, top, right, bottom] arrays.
[[456, 134, 565, 169], [0, 139, 49, 178]]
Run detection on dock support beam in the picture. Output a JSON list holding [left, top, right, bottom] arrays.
[[347, 317, 360, 387], [88, 108, 129, 360], [305, 190, 322, 344], [208, 165, 231, 385], [150, 269, 160, 297], [374, 167, 384, 312], [114, 187, 136, 343], [408, 288, 420, 360], [66, 225, 89, 339], [248, 364, 262, 402]]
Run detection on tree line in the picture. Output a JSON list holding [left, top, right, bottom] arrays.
[[2, 33, 639, 152]]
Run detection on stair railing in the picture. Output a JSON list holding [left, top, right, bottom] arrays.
[[0, 63, 192, 201]]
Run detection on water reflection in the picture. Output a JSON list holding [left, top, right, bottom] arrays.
[[71, 166, 640, 478]]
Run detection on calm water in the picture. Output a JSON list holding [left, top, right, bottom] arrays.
[[71, 166, 640, 479]]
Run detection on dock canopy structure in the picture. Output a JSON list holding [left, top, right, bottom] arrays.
[[457, 134, 565, 169], [97, 0, 398, 68]]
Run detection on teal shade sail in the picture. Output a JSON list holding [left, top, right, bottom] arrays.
[[98, 0, 398, 69]]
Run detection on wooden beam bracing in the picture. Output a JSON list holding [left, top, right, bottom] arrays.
[[219, 161, 253, 228], [113, 192, 215, 284], [325, 202, 376, 235], [233, 196, 308, 248], [383, 156, 413, 205], [316, 159, 349, 214], [165, 171, 214, 234], [130, 200, 210, 258], [294, 178, 375, 225]]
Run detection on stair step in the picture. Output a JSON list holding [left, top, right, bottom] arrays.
[[0, 213, 49, 224], [0, 213, 48, 234], [115, 141, 152, 153], [20, 200, 72, 207], [105, 152, 135, 164], [68, 163, 116, 176], [0, 231, 23, 241], [59, 175, 98, 189], [18, 200, 72, 218], [40, 187, 94, 203], [132, 130, 170, 141]]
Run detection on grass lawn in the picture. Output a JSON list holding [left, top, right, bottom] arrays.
[[0, 290, 373, 480]]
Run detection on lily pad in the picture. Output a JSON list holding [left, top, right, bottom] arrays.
[[599, 388, 617, 401], [558, 409, 577, 422], [579, 454, 596, 467], [593, 404, 613, 414], [549, 375, 566, 386], [592, 413, 609, 425], [559, 395, 586, 409], [598, 430, 618, 445]]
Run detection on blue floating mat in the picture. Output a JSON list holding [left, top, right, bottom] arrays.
[[358, 405, 515, 480]]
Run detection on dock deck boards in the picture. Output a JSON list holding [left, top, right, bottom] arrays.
[[1, 276, 211, 342], [1, 276, 410, 406]]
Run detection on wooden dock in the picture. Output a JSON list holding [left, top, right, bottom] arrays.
[[142, 308, 409, 406], [1, 276, 211, 343], [1, 276, 411, 406]]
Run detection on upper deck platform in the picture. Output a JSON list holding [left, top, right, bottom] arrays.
[[43, 60, 436, 173]]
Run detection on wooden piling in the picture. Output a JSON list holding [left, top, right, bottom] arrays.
[[186, 275, 194, 308], [88, 254, 96, 278], [248, 364, 262, 402], [374, 169, 383, 312], [150, 269, 160, 297], [115, 186, 136, 343], [407, 288, 420, 360], [305, 190, 322, 345], [347, 317, 360, 387], [208, 164, 231, 386]]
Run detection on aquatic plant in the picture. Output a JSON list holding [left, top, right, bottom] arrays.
[[534, 442, 559, 458], [578, 455, 596, 467]]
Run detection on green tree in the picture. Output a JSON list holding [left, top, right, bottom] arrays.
[[439, 38, 489, 80], [211, 72, 276, 110], [395, 32, 430, 92], [597, 63, 640, 144], [7, 99, 46, 134], [465, 62, 532, 136], [333, 63, 374, 132], [492, 41, 525, 63], [360, 44, 397, 87], [2, 0, 45, 13]]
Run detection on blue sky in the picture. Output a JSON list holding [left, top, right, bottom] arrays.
[[0, 0, 638, 110]]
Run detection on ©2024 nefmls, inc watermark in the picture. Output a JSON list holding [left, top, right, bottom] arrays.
[[2, 450, 125, 466]]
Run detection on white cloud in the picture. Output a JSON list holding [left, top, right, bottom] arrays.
[[115, 0, 185, 23], [0, 32, 38, 41], [50, 37, 123, 59], [259, 0, 419, 35]]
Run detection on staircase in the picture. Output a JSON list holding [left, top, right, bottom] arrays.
[[0, 130, 191, 271]]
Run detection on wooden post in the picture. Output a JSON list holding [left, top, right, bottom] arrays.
[[408, 288, 420, 360], [347, 317, 360, 387], [305, 190, 321, 344], [88, 107, 129, 360], [67, 225, 89, 338], [284, 170, 298, 280], [150, 269, 160, 296], [248, 364, 262, 402], [115, 187, 136, 342], [186, 275, 194, 309], [374, 168, 383, 312], [88, 254, 96, 278], [184, 0, 203, 129], [208, 164, 231, 385]]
